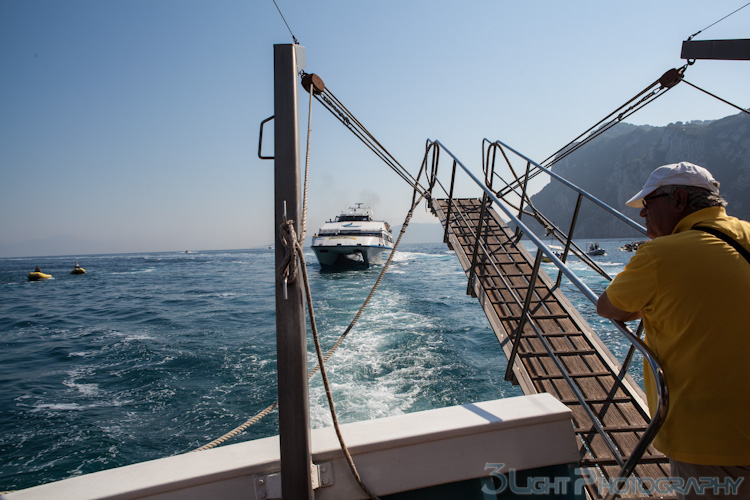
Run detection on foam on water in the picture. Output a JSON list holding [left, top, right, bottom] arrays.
[[0, 241, 645, 491]]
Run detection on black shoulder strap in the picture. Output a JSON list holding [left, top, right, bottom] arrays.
[[692, 226, 750, 265]]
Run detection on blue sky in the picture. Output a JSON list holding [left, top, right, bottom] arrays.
[[1, 0, 748, 257]]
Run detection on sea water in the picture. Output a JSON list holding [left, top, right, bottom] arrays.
[[0, 240, 643, 491]]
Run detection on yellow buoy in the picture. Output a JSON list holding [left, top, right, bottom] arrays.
[[28, 272, 52, 281]]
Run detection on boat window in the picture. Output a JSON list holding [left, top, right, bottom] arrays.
[[319, 230, 384, 237], [336, 215, 371, 222]]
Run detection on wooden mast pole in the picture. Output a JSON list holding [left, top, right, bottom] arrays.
[[273, 43, 314, 499]]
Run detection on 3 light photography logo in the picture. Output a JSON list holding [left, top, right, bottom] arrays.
[[482, 463, 744, 497]]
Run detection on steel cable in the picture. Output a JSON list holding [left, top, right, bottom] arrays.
[[494, 66, 687, 199], [682, 79, 750, 116], [687, 2, 750, 40], [313, 85, 429, 197]]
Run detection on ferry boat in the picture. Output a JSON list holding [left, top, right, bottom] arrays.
[[311, 204, 394, 267]]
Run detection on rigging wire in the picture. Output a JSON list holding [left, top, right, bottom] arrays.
[[318, 88, 424, 192], [493, 66, 687, 199], [479, 146, 614, 281], [687, 2, 750, 40], [508, 59, 746, 197], [682, 79, 750, 116], [493, 3, 748, 197], [271, 0, 298, 44], [305, 74, 430, 198]]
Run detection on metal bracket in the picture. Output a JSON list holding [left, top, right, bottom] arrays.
[[254, 472, 281, 500], [258, 115, 274, 160], [254, 462, 333, 499], [313, 461, 334, 489]]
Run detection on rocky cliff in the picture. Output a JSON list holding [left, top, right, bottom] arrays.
[[528, 112, 750, 238]]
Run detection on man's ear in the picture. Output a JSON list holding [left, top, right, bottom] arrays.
[[673, 189, 689, 212]]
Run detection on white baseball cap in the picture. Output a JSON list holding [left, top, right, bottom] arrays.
[[625, 161, 720, 208]]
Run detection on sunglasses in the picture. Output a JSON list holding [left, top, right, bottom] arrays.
[[642, 192, 670, 208]]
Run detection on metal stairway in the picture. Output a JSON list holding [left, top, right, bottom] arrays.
[[431, 197, 673, 500]]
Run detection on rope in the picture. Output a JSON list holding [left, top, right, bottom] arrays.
[[269, 194, 424, 500], [312, 192, 425, 375], [297, 230, 375, 500], [277, 217, 299, 287], [191, 89, 318, 454], [300, 84, 313, 242], [192, 194, 421, 439], [191, 197, 421, 446], [192, 82, 428, 499], [281, 190, 423, 498], [274, 90, 314, 289], [191, 402, 278, 452]]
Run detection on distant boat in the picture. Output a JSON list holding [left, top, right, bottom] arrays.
[[619, 240, 646, 252], [28, 271, 52, 281], [542, 243, 563, 262], [586, 243, 605, 256], [542, 251, 562, 263], [311, 204, 394, 267]]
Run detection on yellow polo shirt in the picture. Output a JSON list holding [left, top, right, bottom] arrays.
[[606, 207, 750, 465]]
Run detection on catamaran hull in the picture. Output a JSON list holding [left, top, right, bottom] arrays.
[[312, 244, 392, 267]]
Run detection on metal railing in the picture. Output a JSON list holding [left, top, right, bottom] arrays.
[[481, 138, 654, 380], [424, 138, 669, 500]]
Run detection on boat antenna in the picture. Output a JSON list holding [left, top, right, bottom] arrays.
[[687, 2, 750, 40], [271, 0, 299, 44]]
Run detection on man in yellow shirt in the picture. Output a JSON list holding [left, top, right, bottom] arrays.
[[597, 162, 750, 500]]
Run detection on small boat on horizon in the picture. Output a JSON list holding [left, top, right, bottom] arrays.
[[619, 240, 646, 252], [28, 271, 52, 281], [586, 242, 605, 256], [311, 204, 394, 268]]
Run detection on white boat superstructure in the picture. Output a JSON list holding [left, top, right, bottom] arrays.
[[311, 204, 394, 267]]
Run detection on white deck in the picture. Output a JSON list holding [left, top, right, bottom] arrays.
[[5, 393, 579, 500]]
